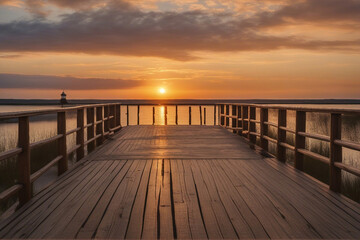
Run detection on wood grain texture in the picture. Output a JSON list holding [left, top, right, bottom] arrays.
[[1, 125, 359, 239]]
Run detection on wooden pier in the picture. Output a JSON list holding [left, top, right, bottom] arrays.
[[0, 104, 360, 239]]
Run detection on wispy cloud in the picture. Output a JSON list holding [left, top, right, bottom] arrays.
[[0, 73, 142, 90], [0, 0, 359, 61]]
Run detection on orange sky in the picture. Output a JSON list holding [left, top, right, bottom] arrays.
[[0, 0, 360, 99]]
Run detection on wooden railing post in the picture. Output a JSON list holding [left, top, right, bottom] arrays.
[[115, 104, 121, 127], [165, 106, 168, 125], [87, 107, 95, 152], [189, 106, 192, 125], [104, 106, 109, 134], [110, 105, 116, 130], [96, 106, 104, 145], [249, 107, 256, 148], [126, 105, 129, 126], [241, 105, 246, 136], [214, 105, 217, 126], [204, 107, 207, 125], [76, 108, 85, 161], [175, 105, 178, 125], [57, 112, 68, 175], [137, 105, 140, 125], [18, 116, 31, 206], [330, 113, 342, 192], [260, 108, 268, 152], [153, 106, 155, 125], [199, 106, 202, 125], [277, 109, 287, 162], [237, 106, 242, 134], [226, 105, 230, 127], [295, 111, 306, 170], [234, 106, 238, 132], [220, 105, 225, 126]]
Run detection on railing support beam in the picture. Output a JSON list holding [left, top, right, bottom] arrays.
[[260, 108, 268, 151], [76, 108, 85, 161], [18, 116, 31, 206], [277, 109, 287, 162], [330, 113, 342, 192], [57, 112, 68, 175], [295, 111, 306, 170]]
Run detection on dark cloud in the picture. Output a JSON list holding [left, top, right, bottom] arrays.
[[0, 73, 142, 90], [250, 0, 360, 28], [0, 0, 359, 60]]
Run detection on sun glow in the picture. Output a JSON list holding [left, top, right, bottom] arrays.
[[159, 88, 166, 94]]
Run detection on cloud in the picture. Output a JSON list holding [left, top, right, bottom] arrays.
[[0, 54, 23, 58], [0, 0, 359, 60], [0, 73, 142, 90]]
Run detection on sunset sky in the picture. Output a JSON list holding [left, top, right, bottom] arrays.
[[0, 0, 360, 99]]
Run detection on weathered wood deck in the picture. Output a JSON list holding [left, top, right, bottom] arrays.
[[1, 125, 360, 239]]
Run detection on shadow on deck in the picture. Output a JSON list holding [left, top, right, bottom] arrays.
[[0, 126, 360, 239]]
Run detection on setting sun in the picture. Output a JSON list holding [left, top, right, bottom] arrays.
[[159, 88, 166, 94]]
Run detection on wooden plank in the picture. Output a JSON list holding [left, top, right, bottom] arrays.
[[194, 160, 238, 238], [4, 161, 107, 238], [230, 159, 324, 239], [240, 159, 360, 238], [95, 160, 146, 239], [75, 160, 133, 239], [28, 161, 116, 239], [159, 159, 174, 239], [125, 160, 153, 239], [45, 161, 128, 238], [189, 160, 222, 238], [222, 160, 292, 238], [204, 160, 268, 239], [142, 159, 161, 239], [170, 159, 191, 239], [180, 160, 208, 239], [0, 160, 94, 235]]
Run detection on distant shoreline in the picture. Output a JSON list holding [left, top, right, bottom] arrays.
[[1, 99, 360, 105]]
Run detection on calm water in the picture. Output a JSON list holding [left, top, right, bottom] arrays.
[[0, 104, 359, 210]]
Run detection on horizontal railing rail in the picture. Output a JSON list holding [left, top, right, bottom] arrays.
[[0, 103, 122, 206], [219, 103, 360, 194]]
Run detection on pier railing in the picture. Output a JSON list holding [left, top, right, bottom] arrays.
[[0, 103, 218, 208], [1, 102, 359, 208], [0, 103, 122, 206], [121, 104, 218, 126], [219, 103, 360, 194]]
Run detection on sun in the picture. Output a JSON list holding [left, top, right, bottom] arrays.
[[159, 88, 166, 94]]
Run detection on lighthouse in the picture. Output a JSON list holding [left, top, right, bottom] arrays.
[[60, 91, 68, 105]]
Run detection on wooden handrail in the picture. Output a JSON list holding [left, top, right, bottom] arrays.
[[0, 103, 122, 207], [263, 121, 278, 127], [30, 134, 63, 149], [334, 162, 360, 178], [30, 155, 63, 183], [219, 103, 360, 195], [66, 127, 81, 136], [298, 131, 330, 142], [278, 126, 295, 134], [0, 184, 22, 202], [297, 148, 330, 164], [334, 139, 360, 151], [0, 147, 22, 162]]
